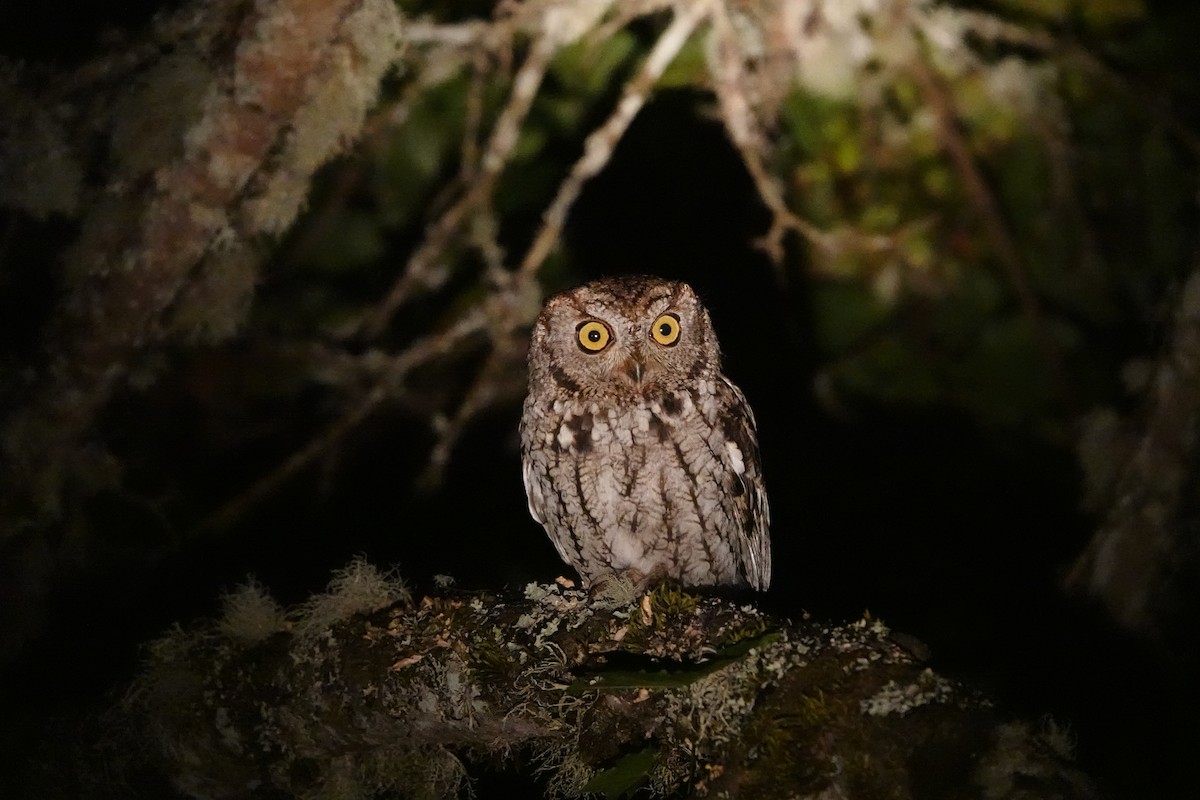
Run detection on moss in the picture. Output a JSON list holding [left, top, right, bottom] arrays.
[[646, 582, 701, 620], [621, 583, 697, 651], [620, 583, 770, 660]]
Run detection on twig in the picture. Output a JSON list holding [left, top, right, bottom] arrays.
[[419, 344, 515, 487], [404, 21, 487, 47], [954, 9, 1057, 53], [706, 0, 837, 264], [361, 20, 555, 339], [415, 265, 541, 486], [460, 47, 490, 181], [516, 0, 717, 282]]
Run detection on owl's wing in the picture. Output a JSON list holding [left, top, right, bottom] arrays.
[[720, 377, 772, 591], [521, 430, 587, 574], [519, 402, 547, 527], [521, 456, 546, 526]]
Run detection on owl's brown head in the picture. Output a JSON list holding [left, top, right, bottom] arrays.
[[528, 276, 721, 401]]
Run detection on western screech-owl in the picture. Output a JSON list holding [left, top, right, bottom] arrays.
[[520, 276, 770, 590]]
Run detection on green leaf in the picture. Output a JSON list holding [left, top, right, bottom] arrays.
[[569, 631, 780, 694], [581, 748, 657, 798], [783, 90, 848, 158]]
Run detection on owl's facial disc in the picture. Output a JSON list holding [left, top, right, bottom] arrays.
[[552, 285, 701, 396]]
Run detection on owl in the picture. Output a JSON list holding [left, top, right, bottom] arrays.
[[520, 276, 771, 591]]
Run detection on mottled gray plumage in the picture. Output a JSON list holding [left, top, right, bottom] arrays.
[[520, 276, 771, 590]]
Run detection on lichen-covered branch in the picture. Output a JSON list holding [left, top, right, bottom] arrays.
[[115, 562, 1096, 799], [0, 0, 404, 524], [1069, 268, 1200, 636]]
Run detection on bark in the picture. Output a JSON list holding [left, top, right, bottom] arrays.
[[110, 562, 1097, 799]]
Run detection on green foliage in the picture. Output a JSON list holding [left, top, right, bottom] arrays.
[[780, 2, 1197, 439]]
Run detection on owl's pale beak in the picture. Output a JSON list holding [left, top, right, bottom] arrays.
[[622, 356, 644, 386]]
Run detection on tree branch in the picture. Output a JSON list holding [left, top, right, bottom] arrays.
[[112, 563, 1097, 799]]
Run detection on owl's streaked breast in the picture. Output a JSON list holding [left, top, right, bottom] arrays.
[[521, 381, 763, 589]]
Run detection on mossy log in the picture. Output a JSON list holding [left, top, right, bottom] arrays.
[[121, 562, 1096, 799]]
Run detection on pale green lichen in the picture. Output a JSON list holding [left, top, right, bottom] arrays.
[[538, 743, 595, 799], [588, 572, 642, 609], [523, 581, 551, 601], [652, 633, 810, 788], [517, 580, 596, 645], [860, 668, 956, 717]]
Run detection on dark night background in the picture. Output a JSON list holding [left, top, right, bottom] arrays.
[[2, 2, 1199, 798]]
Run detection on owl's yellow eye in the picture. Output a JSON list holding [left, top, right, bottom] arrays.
[[576, 320, 611, 352], [650, 314, 681, 346]]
